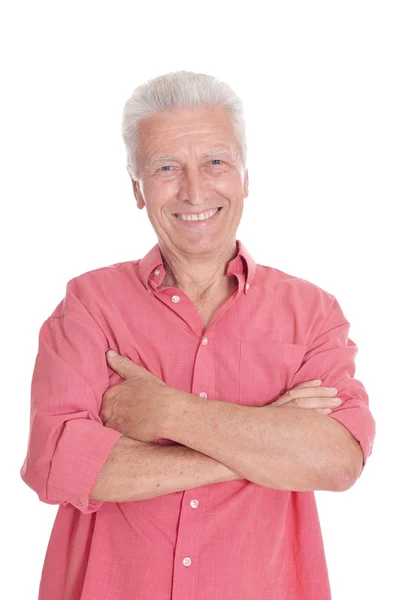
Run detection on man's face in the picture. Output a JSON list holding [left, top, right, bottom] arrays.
[[131, 107, 249, 258]]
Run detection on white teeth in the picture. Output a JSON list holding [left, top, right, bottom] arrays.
[[176, 208, 219, 221]]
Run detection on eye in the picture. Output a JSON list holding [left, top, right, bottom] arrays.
[[211, 159, 223, 165], [160, 165, 172, 171]]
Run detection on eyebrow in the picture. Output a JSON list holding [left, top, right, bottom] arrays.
[[148, 156, 179, 164], [148, 150, 239, 164]]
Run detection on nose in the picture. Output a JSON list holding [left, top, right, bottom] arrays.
[[177, 168, 208, 206]]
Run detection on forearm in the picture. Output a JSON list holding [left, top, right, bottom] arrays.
[[164, 394, 360, 492], [90, 436, 242, 503]]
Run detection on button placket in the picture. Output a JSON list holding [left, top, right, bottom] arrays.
[[191, 331, 215, 414], [172, 326, 215, 594]]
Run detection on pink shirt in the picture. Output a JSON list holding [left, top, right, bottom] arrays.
[[20, 240, 376, 600]]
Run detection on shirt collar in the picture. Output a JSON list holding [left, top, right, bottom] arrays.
[[138, 239, 257, 294]]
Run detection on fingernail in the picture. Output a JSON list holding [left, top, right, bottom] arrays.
[[331, 397, 342, 404], [107, 350, 118, 358]]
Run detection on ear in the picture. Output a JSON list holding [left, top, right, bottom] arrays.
[[243, 169, 249, 198], [131, 177, 145, 209]]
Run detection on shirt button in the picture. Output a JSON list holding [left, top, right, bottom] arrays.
[[245, 283, 250, 290], [154, 268, 160, 276], [190, 499, 199, 508], [171, 295, 180, 303], [183, 557, 192, 567], [202, 337, 208, 345], [199, 392, 207, 399]]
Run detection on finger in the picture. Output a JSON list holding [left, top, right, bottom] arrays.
[[272, 387, 339, 406], [106, 351, 140, 380], [315, 408, 332, 414], [292, 380, 322, 389], [276, 397, 342, 409]]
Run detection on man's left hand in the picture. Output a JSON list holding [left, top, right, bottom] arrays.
[[101, 350, 177, 442]]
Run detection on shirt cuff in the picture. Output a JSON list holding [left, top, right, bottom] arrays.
[[46, 419, 124, 514], [328, 399, 376, 473]]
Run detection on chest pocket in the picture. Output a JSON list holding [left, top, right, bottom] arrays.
[[239, 341, 307, 406]]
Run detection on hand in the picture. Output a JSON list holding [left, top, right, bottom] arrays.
[[270, 379, 342, 414], [100, 350, 176, 442]]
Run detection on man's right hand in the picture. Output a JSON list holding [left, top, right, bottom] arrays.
[[269, 379, 342, 414]]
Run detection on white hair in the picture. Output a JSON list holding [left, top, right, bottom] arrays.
[[121, 70, 247, 180]]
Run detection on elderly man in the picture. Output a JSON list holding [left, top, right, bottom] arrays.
[[21, 71, 375, 600]]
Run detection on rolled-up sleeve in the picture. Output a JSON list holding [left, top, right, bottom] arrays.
[[288, 295, 376, 474], [20, 280, 124, 514]]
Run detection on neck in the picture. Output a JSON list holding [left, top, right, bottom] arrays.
[[159, 238, 238, 301]]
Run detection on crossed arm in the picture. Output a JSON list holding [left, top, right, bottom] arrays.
[[91, 392, 363, 503], [90, 435, 240, 503], [92, 295, 375, 502], [21, 286, 376, 513]]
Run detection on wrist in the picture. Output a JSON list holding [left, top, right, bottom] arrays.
[[161, 388, 192, 438]]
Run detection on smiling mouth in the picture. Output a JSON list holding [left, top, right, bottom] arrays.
[[174, 207, 222, 221]]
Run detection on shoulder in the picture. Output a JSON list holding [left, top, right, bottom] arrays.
[[255, 262, 337, 317], [71, 258, 140, 290], [52, 258, 140, 318]]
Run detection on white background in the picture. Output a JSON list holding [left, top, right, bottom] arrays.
[[1, 1, 398, 598]]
